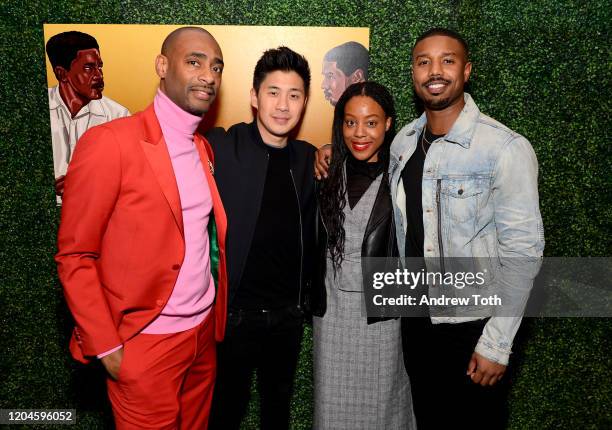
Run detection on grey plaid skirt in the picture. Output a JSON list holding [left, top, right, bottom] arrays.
[[313, 285, 415, 429]]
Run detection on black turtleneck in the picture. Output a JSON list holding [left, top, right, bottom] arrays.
[[346, 150, 386, 209]]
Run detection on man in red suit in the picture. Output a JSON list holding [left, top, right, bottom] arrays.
[[55, 26, 228, 429]]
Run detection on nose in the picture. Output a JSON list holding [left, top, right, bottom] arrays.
[[198, 65, 215, 85], [276, 93, 289, 111], [430, 59, 442, 76], [355, 122, 366, 137]]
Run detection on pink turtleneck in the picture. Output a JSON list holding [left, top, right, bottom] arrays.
[[141, 89, 215, 333]]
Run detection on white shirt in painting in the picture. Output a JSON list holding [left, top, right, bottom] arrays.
[[48, 85, 130, 201]]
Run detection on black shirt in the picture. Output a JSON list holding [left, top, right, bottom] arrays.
[[233, 144, 301, 310], [401, 127, 444, 257]]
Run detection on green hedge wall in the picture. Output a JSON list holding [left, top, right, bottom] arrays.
[[1, 1, 609, 429]]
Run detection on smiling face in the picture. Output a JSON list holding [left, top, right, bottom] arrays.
[[251, 70, 307, 146], [412, 35, 472, 111], [156, 30, 224, 116], [62, 48, 105, 101], [321, 61, 349, 106], [342, 95, 391, 163]]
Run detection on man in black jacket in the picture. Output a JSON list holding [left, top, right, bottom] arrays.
[[207, 47, 316, 430]]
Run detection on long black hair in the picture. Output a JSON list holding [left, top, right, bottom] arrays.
[[319, 81, 397, 274]]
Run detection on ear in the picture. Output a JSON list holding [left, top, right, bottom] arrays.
[[385, 116, 392, 132], [250, 88, 258, 110], [464, 61, 472, 83], [350, 68, 365, 83], [155, 54, 168, 79], [54, 66, 68, 82]]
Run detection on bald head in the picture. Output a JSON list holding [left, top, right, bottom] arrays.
[[161, 26, 218, 57]]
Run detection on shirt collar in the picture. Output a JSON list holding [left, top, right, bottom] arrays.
[[403, 93, 480, 149], [48, 84, 107, 118], [444, 93, 479, 148]]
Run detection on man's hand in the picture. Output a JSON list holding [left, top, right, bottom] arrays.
[[55, 175, 66, 197], [314, 144, 332, 180], [100, 347, 124, 380], [466, 352, 506, 386]]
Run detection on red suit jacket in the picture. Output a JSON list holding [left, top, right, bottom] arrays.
[[55, 104, 228, 363]]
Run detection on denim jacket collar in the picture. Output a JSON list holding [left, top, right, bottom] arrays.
[[399, 93, 480, 150], [445, 93, 480, 148]]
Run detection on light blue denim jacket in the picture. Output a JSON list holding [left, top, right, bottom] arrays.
[[389, 93, 545, 365]]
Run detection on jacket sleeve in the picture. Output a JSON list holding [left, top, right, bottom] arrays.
[[55, 125, 123, 358], [475, 135, 545, 365]]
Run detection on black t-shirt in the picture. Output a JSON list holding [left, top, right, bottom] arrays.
[[233, 144, 301, 310], [401, 127, 444, 258]]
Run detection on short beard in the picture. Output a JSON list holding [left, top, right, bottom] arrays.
[[425, 97, 452, 111]]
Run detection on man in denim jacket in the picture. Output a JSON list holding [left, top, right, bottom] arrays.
[[391, 28, 544, 429]]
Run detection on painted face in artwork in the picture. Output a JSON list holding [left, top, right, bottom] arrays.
[[342, 95, 391, 163], [61, 48, 105, 101], [321, 61, 351, 106]]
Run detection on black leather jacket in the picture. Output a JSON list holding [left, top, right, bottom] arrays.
[[310, 168, 398, 323]]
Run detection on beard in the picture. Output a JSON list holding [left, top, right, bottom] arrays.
[[424, 96, 452, 110]]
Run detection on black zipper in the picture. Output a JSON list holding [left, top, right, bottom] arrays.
[[289, 169, 304, 311], [436, 179, 445, 274]]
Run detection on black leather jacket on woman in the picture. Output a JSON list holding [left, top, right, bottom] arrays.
[[310, 167, 398, 324]]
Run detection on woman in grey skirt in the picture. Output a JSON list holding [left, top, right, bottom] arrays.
[[311, 82, 415, 429]]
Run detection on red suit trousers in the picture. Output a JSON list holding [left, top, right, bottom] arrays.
[[107, 312, 216, 429]]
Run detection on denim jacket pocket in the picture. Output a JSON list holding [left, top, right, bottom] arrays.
[[441, 177, 484, 223]]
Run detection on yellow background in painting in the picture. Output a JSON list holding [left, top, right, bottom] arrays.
[[44, 24, 369, 146]]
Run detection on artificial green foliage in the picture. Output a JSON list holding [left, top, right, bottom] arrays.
[[0, 1, 609, 429]]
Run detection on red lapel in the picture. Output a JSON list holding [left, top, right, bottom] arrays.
[[139, 105, 184, 235]]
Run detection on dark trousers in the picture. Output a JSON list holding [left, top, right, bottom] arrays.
[[401, 317, 510, 430], [209, 306, 303, 430]]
